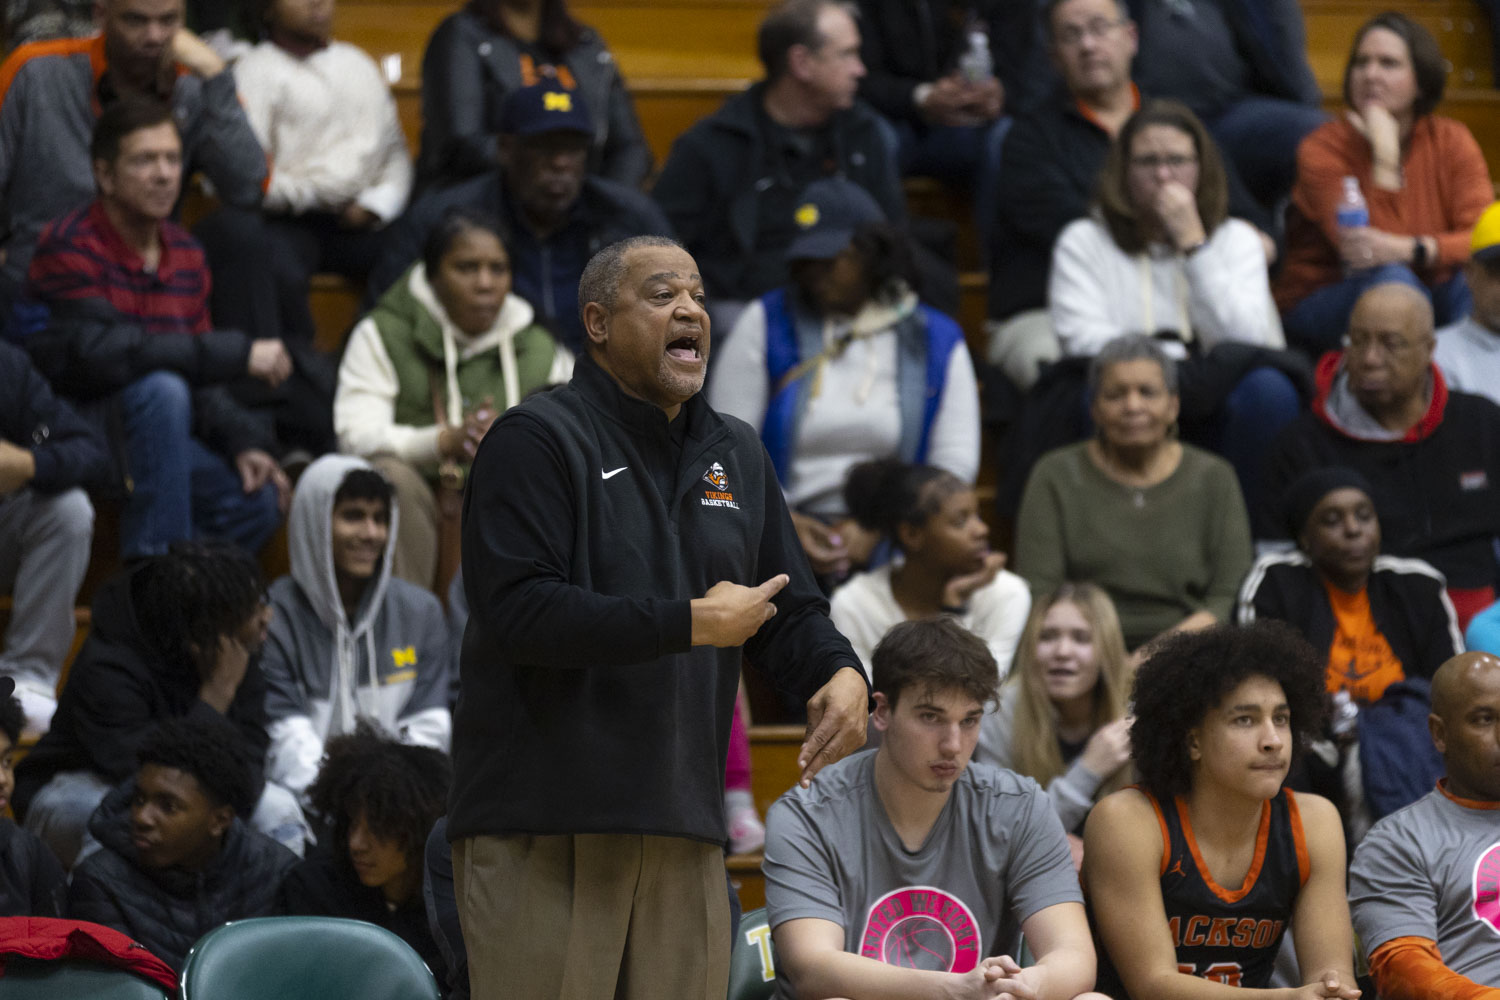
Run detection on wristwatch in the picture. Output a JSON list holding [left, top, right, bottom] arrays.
[[1412, 237, 1429, 269]]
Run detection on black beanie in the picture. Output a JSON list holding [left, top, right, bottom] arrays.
[[1283, 467, 1376, 540]]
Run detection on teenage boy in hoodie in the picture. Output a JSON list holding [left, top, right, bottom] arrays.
[[69, 715, 297, 972], [1260, 281, 1500, 631], [259, 455, 452, 805]]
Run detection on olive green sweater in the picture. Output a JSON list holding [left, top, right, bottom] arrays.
[[1014, 442, 1252, 648]]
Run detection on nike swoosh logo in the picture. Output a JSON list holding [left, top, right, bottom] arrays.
[[601, 467, 628, 479]]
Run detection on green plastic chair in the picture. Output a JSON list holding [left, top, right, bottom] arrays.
[[178, 917, 439, 1000], [727, 907, 777, 1000], [0, 958, 170, 999]]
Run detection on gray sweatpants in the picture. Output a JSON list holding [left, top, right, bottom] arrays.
[[0, 487, 93, 692]]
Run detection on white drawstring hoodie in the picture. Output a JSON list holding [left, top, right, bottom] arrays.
[[262, 455, 453, 799]]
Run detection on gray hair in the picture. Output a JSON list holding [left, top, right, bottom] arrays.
[[576, 235, 686, 318], [1087, 334, 1178, 395]]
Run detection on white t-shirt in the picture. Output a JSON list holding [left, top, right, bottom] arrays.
[[829, 564, 1031, 681]]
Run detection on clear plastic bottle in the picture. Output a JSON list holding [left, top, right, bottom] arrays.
[[1337, 176, 1370, 272], [1336, 176, 1369, 231], [958, 29, 993, 84]]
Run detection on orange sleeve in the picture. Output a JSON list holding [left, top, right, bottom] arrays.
[[1370, 936, 1500, 1000], [1289, 122, 1354, 250], [1430, 119, 1493, 268]]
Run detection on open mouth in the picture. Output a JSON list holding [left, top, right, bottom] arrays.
[[666, 332, 703, 362]]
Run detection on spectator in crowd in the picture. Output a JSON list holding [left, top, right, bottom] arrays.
[[1239, 467, 1462, 837], [2, 0, 92, 51], [986, 0, 1269, 391], [278, 723, 450, 991], [15, 541, 306, 869], [854, 0, 1043, 186], [1015, 335, 1252, 651], [1085, 622, 1361, 1000], [830, 459, 1026, 678], [0, 341, 105, 735], [20, 98, 290, 560], [68, 716, 297, 971], [260, 456, 452, 805], [370, 81, 669, 354], [1129, 0, 1324, 216], [339, 207, 572, 587], [652, 0, 905, 311], [1262, 282, 1500, 630], [974, 582, 1133, 842], [417, 0, 649, 191], [0, 678, 66, 917], [1436, 201, 1500, 404], [707, 179, 978, 579], [1349, 650, 1500, 1000], [1048, 99, 1299, 510], [1277, 12, 1493, 354], [0, 0, 266, 319], [230, 0, 413, 347], [763, 617, 1100, 1000], [451, 237, 869, 998]]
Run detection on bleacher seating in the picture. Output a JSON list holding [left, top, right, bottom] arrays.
[[33, 0, 1500, 831]]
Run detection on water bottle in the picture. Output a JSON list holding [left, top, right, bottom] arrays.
[[1336, 176, 1369, 273], [958, 29, 993, 84]]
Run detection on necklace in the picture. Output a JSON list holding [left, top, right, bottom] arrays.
[[1089, 440, 1178, 505]]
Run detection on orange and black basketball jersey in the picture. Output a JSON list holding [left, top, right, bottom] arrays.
[[1093, 787, 1310, 999]]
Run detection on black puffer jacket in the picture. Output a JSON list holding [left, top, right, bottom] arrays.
[[0, 820, 66, 918], [67, 783, 296, 972]]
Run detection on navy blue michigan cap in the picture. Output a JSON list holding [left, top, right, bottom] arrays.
[[498, 81, 593, 138], [784, 177, 887, 262]]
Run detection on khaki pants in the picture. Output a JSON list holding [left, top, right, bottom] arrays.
[[454, 833, 730, 1000], [371, 455, 438, 589]]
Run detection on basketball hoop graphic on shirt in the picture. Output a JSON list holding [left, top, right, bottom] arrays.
[[1472, 842, 1500, 935], [860, 886, 981, 973]]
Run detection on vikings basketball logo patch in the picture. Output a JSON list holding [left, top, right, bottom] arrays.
[[700, 462, 739, 509], [1472, 841, 1500, 934], [861, 886, 981, 972]]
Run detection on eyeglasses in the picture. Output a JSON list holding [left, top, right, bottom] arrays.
[[1055, 17, 1123, 47], [1342, 332, 1417, 358], [1128, 154, 1198, 171]]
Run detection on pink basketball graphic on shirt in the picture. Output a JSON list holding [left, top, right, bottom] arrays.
[[860, 886, 982, 973], [1471, 842, 1500, 934]]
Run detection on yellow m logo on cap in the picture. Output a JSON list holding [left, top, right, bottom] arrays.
[[391, 646, 417, 668], [544, 92, 573, 112], [794, 203, 819, 229]]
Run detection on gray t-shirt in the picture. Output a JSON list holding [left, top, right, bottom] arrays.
[[763, 750, 1082, 999], [1350, 783, 1500, 986]]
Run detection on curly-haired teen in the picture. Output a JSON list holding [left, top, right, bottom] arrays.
[[1083, 621, 1359, 1000], [277, 722, 451, 987]]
